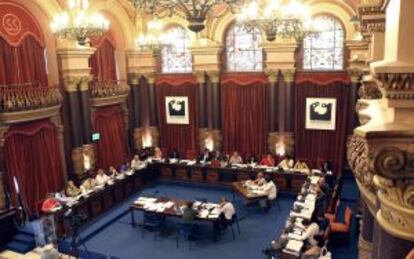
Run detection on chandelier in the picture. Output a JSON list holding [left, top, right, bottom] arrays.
[[131, 0, 242, 32], [237, 0, 316, 42], [51, 0, 110, 46], [136, 18, 172, 52]]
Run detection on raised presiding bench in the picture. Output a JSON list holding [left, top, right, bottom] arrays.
[[49, 167, 149, 237], [149, 161, 308, 193]]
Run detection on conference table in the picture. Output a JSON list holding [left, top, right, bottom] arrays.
[[149, 160, 308, 193], [49, 167, 150, 237], [231, 181, 267, 201], [130, 196, 220, 227]]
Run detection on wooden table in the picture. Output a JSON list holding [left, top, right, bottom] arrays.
[[130, 196, 219, 227], [232, 181, 267, 201], [150, 162, 308, 193]]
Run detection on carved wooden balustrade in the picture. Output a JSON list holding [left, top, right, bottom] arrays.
[[0, 84, 62, 113]]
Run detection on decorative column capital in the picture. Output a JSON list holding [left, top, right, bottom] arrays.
[[348, 68, 364, 83], [374, 73, 414, 105], [265, 69, 279, 84], [128, 73, 141, 85], [63, 76, 82, 92], [358, 3, 386, 41], [206, 71, 220, 84], [194, 71, 206, 84], [79, 75, 93, 91], [142, 73, 156, 85], [281, 69, 295, 83]]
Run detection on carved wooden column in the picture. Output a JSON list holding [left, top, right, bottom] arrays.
[[282, 69, 295, 133], [205, 71, 222, 151], [359, 201, 374, 259], [129, 73, 141, 129], [265, 69, 278, 132]]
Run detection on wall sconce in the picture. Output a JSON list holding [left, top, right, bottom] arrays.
[[142, 130, 153, 148], [275, 138, 286, 157], [205, 135, 214, 151]]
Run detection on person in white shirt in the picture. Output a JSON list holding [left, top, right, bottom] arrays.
[[229, 151, 243, 165], [80, 176, 96, 193], [131, 155, 143, 170], [214, 197, 236, 240], [254, 172, 266, 186], [95, 169, 110, 186], [260, 175, 277, 212], [219, 197, 235, 221], [278, 155, 294, 171], [299, 219, 320, 246]]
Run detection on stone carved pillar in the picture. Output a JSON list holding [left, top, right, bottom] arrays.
[[348, 1, 414, 257], [207, 71, 221, 130], [195, 71, 207, 128], [359, 201, 374, 259], [129, 73, 141, 129]]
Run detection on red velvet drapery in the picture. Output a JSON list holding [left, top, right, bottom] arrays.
[[93, 105, 128, 169], [0, 35, 47, 86], [294, 72, 350, 175], [4, 120, 64, 215], [156, 75, 198, 156], [89, 38, 117, 81], [221, 73, 268, 157]]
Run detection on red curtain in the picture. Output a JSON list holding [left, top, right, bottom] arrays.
[[294, 72, 350, 175], [93, 105, 128, 169], [0, 35, 47, 86], [221, 74, 268, 157], [89, 38, 117, 81], [156, 76, 198, 156], [4, 120, 64, 215]]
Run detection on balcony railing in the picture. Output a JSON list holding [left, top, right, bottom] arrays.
[[89, 80, 130, 98], [0, 83, 62, 112]]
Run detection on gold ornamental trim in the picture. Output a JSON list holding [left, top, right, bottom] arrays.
[[0, 105, 61, 124], [90, 94, 129, 107]]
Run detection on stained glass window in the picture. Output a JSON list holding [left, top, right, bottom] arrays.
[[161, 26, 192, 73], [303, 15, 344, 70], [226, 24, 263, 72]]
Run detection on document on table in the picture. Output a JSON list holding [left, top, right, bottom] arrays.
[[285, 239, 304, 253]]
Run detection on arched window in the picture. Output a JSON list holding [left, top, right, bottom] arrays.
[[161, 26, 192, 73], [303, 15, 344, 70], [226, 24, 263, 72]]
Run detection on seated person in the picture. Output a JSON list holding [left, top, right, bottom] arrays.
[[54, 190, 70, 204], [278, 155, 294, 171], [169, 149, 180, 159], [259, 175, 277, 212], [40, 243, 60, 259], [247, 154, 258, 165], [254, 172, 266, 186], [182, 201, 197, 225], [320, 161, 333, 176], [318, 177, 332, 198], [199, 148, 212, 163], [299, 219, 320, 248], [229, 151, 243, 165], [80, 175, 96, 193], [212, 150, 222, 161], [153, 147, 163, 160], [260, 154, 275, 167], [119, 163, 130, 173], [95, 169, 110, 186], [41, 193, 61, 213], [294, 159, 310, 174], [314, 186, 328, 221], [214, 197, 235, 236], [65, 180, 81, 197], [108, 166, 121, 178], [131, 155, 143, 170]]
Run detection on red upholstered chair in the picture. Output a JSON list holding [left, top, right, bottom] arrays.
[[161, 148, 168, 158], [186, 150, 198, 160], [330, 206, 353, 234], [325, 199, 340, 223]]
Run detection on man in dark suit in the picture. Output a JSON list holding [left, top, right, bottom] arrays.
[[199, 148, 212, 163], [169, 149, 180, 159]]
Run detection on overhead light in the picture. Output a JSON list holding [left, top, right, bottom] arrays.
[[135, 18, 172, 53], [130, 0, 242, 33], [51, 0, 110, 46], [237, 0, 317, 42]]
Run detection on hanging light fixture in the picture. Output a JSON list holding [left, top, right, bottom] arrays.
[[130, 0, 242, 32], [237, 0, 317, 42], [136, 18, 172, 52], [51, 0, 110, 45]]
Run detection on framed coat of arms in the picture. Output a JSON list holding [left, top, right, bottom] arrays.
[[305, 98, 337, 130], [165, 96, 189, 124]]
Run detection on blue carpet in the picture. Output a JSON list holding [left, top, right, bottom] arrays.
[[61, 179, 360, 259]]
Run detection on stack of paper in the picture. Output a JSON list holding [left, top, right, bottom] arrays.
[[285, 239, 304, 253]]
